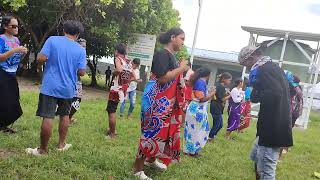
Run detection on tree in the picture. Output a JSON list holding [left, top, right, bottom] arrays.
[[1, 0, 181, 86]]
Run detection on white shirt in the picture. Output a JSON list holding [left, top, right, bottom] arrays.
[[230, 87, 244, 103], [128, 69, 140, 92]]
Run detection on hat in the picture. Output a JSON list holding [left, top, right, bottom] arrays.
[[238, 45, 260, 64]]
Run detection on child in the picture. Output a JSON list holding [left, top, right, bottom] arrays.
[[119, 58, 142, 119], [226, 79, 244, 140], [238, 78, 252, 132], [184, 67, 215, 157], [69, 38, 86, 124], [208, 72, 232, 141], [182, 68, 194, 124], [106, 43, 136, 138]]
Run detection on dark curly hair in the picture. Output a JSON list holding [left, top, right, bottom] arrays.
[[63, 20, 84, 36]]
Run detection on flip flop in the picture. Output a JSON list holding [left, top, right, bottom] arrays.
[[26, 148, 44, 156], [57, 144, 72, 151]]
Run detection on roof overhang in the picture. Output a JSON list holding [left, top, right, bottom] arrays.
[[242, 26, 320, 42]]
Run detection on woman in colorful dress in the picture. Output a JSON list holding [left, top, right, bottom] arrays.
[[184, 67, 215, 157], [133, 28, 189, 180], [226, 79, 244, 140], [0, 15, 28, 133]]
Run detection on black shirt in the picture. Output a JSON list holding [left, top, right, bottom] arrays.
[[151, 49, 178, 78], [210, 83, 227, 115], [251, 61, 293, 147]]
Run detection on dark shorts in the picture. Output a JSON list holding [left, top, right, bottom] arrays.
[[106, 100, 119, 113], [71, 97, 82, 111], [36, 93, 72, 119]]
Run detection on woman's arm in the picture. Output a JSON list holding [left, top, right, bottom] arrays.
[[199, 91, 216, 102], [157, 60, 189, 84], [0, 46, 27, 61]]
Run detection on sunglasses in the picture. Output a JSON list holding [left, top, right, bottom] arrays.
[[8, 25, 19, 29]]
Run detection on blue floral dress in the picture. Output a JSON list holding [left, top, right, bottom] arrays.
[[184, 79, 210, 155]]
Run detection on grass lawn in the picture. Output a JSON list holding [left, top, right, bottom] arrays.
[[1, 90, 320, 180]]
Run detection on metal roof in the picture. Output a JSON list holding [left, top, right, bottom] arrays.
[[188, 48, 239, 64], [242, 26, 320, 42]]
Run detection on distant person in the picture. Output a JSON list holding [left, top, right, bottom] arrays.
[[284, 71, 304, 127], [69, 38, 86, 125], [226, 78, 244, 140], [238, 45, 293, 180], [133, 28, 189, 180], [106, 43, 136, 138], [26, 20, 86, 155], [119, 58, 142, 119], [0, 15, 28, 133], [208, 72, 232, 142], [183, 67, 215, 157], [105, 66, 112, 87]]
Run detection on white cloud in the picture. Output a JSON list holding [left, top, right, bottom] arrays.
[[172, 0, 320, 52]]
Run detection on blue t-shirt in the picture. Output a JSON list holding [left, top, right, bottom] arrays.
[[0, 34, 22, 74], [40, 36, 86, 99]]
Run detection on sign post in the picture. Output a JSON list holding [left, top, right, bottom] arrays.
[[127, 34, 156, 91]]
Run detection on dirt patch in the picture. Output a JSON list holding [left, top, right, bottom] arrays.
[[0, 149, 15, 159], [17, 77, 108, 100]]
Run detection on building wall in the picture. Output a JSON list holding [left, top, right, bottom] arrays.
[[262, 40, 315, 83]]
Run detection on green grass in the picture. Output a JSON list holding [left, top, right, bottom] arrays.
[[1, 91, 320, 179], [81, 74, 108, 89]]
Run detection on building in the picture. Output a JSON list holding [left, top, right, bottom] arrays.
[[189, 48, 242, 87]]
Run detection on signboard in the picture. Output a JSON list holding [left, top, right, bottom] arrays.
[[127, 34, 156, 66]]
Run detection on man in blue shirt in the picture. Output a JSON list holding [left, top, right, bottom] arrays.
[[26, 20, 86, 156]]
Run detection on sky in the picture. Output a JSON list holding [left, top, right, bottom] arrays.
[[172, 0, 320, 53]]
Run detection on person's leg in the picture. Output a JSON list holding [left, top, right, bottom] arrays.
[[108, 112, 117, 136], [106, 100, 118, 137], [56, 98, 72, 148], [257, 146, 280, 180], [58, 115, 70, 148], [119, 100, 126, 117], [216, 115, 223, 136], [134, 157, 147, 173], [209, 113, 217, 139], [39, 118, 53, 153], [35, 94, 57, 154], [128, 91, 136, 117]]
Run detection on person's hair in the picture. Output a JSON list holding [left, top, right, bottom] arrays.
[[115, 43, 127, 55], [218, 72, 232, 83], [233, 78, 243, 89], [293, 75, 300, 83], [132, 58, 140, 65], [189, 67, 211, 86], [158, 27, 184, 45], [63, 20, 84, 36], [0, 15, 17, 34]]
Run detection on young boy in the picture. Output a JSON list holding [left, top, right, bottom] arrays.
[[69, 38, 86, 124], [119, 58, 142, 119]]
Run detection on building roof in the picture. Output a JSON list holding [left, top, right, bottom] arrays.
[[188, 48, 239, 64], [242, 26, 320, 42]]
